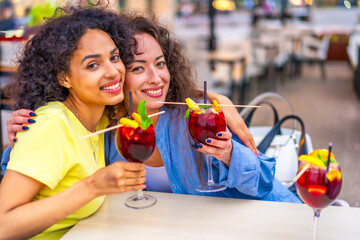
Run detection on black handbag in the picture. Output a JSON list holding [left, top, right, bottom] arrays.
[[244, 103, 308, 188]]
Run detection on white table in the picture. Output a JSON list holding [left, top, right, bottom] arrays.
[[62, 191, 360, 240]]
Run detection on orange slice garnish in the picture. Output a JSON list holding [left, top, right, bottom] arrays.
[[132, 112, 142, 124], [212, 100, 221, 113], [119, 118, 139, 129], [326, 169, 342, 182], [308, 185, 326, 195]]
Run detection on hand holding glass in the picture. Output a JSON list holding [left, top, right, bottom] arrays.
[[115, 121, 157, 209], [188, 103, 227, 192]]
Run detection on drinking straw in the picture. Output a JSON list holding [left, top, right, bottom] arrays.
[[326, 142, 333, 172], [204, 80, 207, 104], [129, 91, 133, 118]]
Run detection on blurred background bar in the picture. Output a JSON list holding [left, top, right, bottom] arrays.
[[0, 0, 359, 206]]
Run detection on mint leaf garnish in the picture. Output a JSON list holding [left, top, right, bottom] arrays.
[[199, 104, 212, 109], [184, 108, 191, 119], [317, 152, 327, 165], [330, 158, 338, 164], [138, 100, 153, 130]]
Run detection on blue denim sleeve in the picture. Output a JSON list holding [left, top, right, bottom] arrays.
[[217, 139, 276, 198], [1, 145, 12, 173], [105, 132, 125, 165]]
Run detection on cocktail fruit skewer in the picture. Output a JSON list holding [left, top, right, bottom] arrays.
[[157, 101, 260, 108], [79, 111, 165, 140]]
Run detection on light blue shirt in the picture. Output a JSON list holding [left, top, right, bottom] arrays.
[[2, 106, 301, 203], [105, 106, 301, 203]]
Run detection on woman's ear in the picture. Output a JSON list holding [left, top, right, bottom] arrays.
[[58, 74, 72, 88]]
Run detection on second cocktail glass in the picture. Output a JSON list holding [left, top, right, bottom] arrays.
[[187, 98, 227, 192]]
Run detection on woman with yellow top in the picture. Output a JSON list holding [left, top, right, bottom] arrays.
[[0, 6, 146, 240]]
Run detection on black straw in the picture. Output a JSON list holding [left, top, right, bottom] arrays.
[[326, 142, 333, 172], [129, 91, 133, 119], [204, 80, 207, 104]]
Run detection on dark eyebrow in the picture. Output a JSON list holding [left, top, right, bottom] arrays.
[[110, 47, 118, 54], [81, 47, 119, 64], [128, 55, 164, 64], [156, 55, 164, 60], [81, 54, 100, 64]]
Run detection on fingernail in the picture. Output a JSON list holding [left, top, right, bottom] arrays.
[[192, 143, 199, 149], [22, 126, 29, 130], [206, 138, 211, 143], [216, 133, 222, 137], [29, 112, 36, 116], [141, 184, 147, 190], [28, 119, 36, 123], [13, 138, 17, 142], [195, 142, 203, 149]]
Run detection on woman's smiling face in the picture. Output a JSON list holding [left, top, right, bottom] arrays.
[[66, 29, 125, 107], [124, 33, 170, 115]]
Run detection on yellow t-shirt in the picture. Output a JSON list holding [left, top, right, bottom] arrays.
[[8, 101, 108, 239]]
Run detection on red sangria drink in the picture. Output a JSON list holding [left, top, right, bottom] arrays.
[[296, 148, 342, 240], [115, 100, 157, 209], [115, 124, 156, 163], [297, 163, 342, 209], [188, 109, 226, 144], [185, 98, 227, 192]]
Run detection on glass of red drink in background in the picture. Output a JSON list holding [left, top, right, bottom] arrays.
[[115, 123, 157, 209], [296, 160, 342, 240], [188, 107, 227, 192]]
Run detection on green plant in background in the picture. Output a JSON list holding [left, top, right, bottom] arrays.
[[28, 1, 57, 27]]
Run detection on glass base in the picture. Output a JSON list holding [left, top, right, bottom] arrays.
[[195, 183, 227, 193], [124, 194, 157, 209]]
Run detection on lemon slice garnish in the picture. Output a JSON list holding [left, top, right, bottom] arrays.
[[298, 155, 326, 169], [119, 118, 139, 129], [185, 98, 201, 111]]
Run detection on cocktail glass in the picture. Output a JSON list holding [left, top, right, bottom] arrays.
[[115, 122, 157, 209], [296, 156, 342, 240], [188, 106, 227, 192]]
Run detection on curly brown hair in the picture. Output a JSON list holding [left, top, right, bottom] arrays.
[[10, 5, 135, 121], [126, 13, 202, 107]]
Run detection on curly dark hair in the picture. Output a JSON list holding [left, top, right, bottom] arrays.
[[125, 14, 206, 184], [126, 13, 202, 106], [10, 5, 135, 121]]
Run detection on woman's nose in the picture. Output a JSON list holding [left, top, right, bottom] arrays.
[[104, 61, 124, 79], [147, 67, 162, 84]]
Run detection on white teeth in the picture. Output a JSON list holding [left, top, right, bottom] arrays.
[[102, 82, 120, 90], [146, 89, 161, 95]]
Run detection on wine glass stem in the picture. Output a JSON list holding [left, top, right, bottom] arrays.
[[313, 209, 321, 240], [206, 154, 214, 185], [137, 189, 144, 198]]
